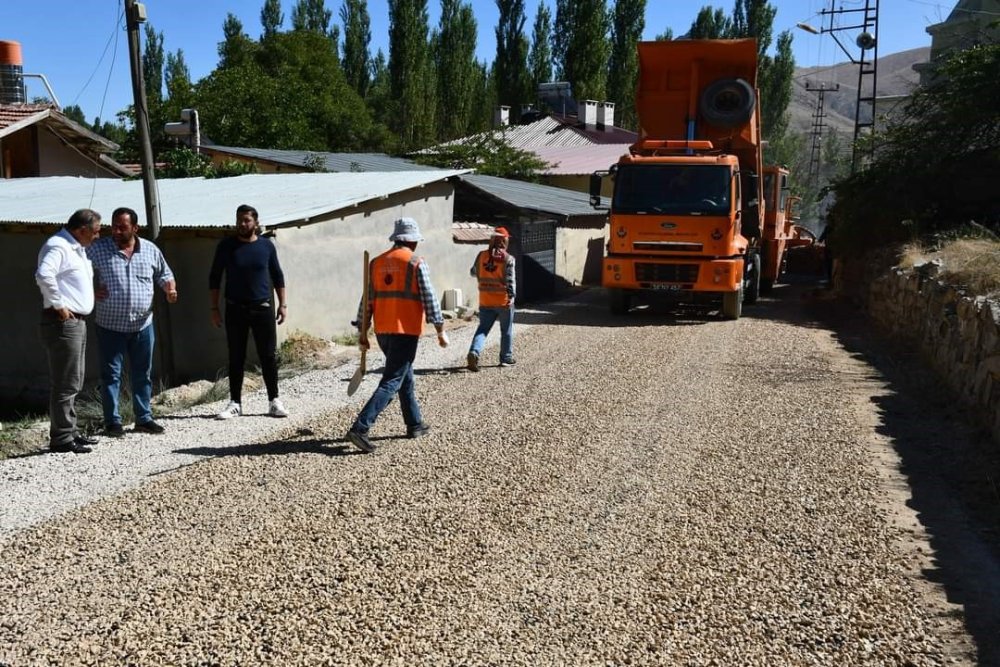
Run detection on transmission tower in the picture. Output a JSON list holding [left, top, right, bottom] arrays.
[[797, 0, 880, 173], [805, 82, 839, 183]]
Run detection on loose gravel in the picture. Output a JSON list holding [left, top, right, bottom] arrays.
[[0, 288, 990, 665]]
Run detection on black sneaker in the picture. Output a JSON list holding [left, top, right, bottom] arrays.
[[407, 423, 431, 439], [467, 352, 479, 372], [134, 420, 165, 435], [74, 433, 100, 446], [500, 358, 516, 367], [105, 424, 125, 438], [346, 430, 376, 453], [50, 440, 91, 454]]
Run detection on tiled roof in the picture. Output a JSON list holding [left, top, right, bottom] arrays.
[[452, 221, 493, 244], [0, 103, 53, 130]]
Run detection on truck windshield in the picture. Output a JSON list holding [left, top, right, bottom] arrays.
[[613, 164, 731, 215]]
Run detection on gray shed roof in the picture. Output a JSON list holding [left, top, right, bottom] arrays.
[[460, 174, 608, 218], [0, 171, 468, 229], [203, 146, 441, 173]]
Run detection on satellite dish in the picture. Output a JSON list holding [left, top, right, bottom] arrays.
[[856, 32, 876, 50]]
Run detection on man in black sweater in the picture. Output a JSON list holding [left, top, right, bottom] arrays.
[[208, 204, 289, 420]]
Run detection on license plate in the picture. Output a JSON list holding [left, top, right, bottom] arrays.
[[649, 283, 680, 291]]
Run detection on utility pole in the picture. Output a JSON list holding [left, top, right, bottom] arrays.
[[124, 0, 162, 239], [124, 0, 175, 384]]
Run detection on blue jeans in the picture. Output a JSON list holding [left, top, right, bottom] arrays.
[[351, 334, 422, 433], [96, 323, 155, 426], [469, 305, 515, 362]]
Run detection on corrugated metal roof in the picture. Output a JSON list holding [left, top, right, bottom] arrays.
[[204, 146, 441, 172], [534, 144, 631, 175], [461, 174, 607, 218], [0, 171, 468, 228], [440, 115, 638, 150]]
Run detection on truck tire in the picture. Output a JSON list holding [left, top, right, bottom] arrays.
[[609, 288, 630, 315], [745, 252, 761, 305], [699, 78, 755, 128], [722, 283, 743, 320]]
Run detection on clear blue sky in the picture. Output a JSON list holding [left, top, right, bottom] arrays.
[[4, 0, 949, 124]]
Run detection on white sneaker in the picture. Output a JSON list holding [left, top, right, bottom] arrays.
[[216, 401, 241, 420], [269, 398, 289, 418]]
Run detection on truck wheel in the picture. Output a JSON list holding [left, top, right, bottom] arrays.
[[700, 78, 755, 128], [745, 253, 761, 305], [609, 288, 630, 315], [722, 283, 743, 320]]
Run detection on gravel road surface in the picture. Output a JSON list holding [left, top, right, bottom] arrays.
[[1, 286, 996, 666]]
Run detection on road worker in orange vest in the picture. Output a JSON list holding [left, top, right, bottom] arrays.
[[346, 217, 449, 454], [466, 226, 517, 372]]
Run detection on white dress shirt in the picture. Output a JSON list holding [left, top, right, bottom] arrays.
[[35, 228, 95, 314]]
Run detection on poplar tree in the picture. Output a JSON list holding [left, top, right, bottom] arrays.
[[552, 0, 576, 80], [260, 0, 284, 38], [434, 0, 478, 140], [164, 50, 193, 111], [219, 14, 255, 67], [607, 0, 644, 129], [340, 0, 372, 99], [528, 3, 553, 98], [388, 0, 436, 150], [494, 0, 531, 110], [654, 28, 674, 41], [563, 0, 610, 102], [142, 25, 164, 104], [292, 0, 340, 45], [688, 7, 731, 38]]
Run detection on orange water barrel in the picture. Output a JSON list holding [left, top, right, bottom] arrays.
[[0, 40, 26, 103]]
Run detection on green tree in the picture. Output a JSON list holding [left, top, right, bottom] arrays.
[[142, 25, 164, 104], [413, 131, 550, 180], [731, 0, 774, 60], [195, 29, 385, 151], [563, 0, 610, 102], [827, 44, 1000, 254], [434, 0, 478, 140], [552, 0, 576, 80], [62, 105, 87, 125], [528, 3, 553, 96], [388, 0, 436, 150], [219, 13, 256, 68], [607, 0, 644, 129], [494, 0, 532, 110], [163, 49, 195, 132], [292, 0, 339, 45], [688, 6, 731, 38], [340, 0, 372, 99], [261, 0, 284, 37], [367, 49, 392, 128], [654, 28, 674, 41], [759, 29, 794, 143]]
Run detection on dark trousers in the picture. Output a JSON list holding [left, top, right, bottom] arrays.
[[39, 316, 87, 446], [224, 302, 279, 403]]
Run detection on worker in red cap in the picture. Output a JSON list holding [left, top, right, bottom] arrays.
[[466, 225, 516, 371]]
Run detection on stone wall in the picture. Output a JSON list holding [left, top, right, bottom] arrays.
[[867, 262, 1000, 441]]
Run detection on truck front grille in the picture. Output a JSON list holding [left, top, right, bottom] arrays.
[[635, 263, 700, 283]]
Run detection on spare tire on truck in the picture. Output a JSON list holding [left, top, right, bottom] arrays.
[[699, 77, 755, 128]]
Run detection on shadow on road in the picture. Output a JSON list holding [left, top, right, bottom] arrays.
[[763, 275, 1000, 664]]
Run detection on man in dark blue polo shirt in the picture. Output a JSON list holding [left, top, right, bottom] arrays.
[[209, 204, 289, 420]]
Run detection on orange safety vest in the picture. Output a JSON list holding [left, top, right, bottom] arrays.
[[370, 246, 425, 335], [475, 249, 510, 308]]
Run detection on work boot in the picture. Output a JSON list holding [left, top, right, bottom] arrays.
[[467, 352, 479, 372]]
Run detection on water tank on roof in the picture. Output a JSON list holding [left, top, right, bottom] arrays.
[[538, 81, 576, 117], [0, 40, 26, 104]]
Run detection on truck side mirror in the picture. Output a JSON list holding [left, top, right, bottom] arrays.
[[590, 171, 610, 209]]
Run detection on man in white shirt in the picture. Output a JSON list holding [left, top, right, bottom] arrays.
[[35, 209, 103, 453]]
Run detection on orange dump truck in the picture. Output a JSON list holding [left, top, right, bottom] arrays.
[[590, 39, 802, 319]]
